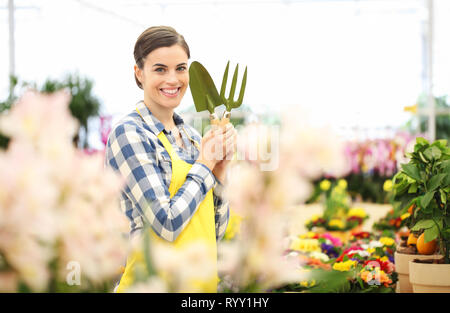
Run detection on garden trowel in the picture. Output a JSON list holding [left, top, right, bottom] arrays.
[[189, 61, 222, 125]]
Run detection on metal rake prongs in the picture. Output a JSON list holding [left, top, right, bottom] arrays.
[[220, 61, 247, 119]]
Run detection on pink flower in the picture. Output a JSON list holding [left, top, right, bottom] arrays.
[[100, 115, 112, 147], [322, 233, 343, 247]]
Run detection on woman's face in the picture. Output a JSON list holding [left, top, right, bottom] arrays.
[[135, 44, 189, 111]]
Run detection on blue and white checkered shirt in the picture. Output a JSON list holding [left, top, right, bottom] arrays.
[[105, 101, 229, 242]]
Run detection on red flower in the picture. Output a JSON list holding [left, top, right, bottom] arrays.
[[363, 259, 395, 274], [336, 245, 364, 262], [351, 231, 371, 240]]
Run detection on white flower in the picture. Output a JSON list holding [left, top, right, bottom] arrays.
[[309, 251, 330, 262], [368, 241, 383, 249], [348, 250, 370, 258], [0, 91, 128, 292]]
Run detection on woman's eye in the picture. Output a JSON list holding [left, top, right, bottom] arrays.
[[177, 66, 187, 72], [155, 68, 165, 72]]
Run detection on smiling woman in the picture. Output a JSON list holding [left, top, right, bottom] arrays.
[[104, 25, 238, 292], [134, 45, 189, 120]]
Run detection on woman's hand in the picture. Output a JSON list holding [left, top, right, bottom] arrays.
[[196, 123, 237, 181], [212, 123, 237, 184], [196, 127, 226, 171]]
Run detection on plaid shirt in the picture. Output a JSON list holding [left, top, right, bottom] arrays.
[[105, 101, 229, 242]]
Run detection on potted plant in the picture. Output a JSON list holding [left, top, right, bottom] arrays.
[[392, 137, 450, 292]]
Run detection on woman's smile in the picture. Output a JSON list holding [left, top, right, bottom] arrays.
[[160, 87, 181, 98]]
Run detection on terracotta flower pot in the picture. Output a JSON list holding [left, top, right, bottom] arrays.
[[394, 252, 440, 293], [409, 260, 450, 293]]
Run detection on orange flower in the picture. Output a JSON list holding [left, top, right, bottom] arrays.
[[360, 269, 392, 287]]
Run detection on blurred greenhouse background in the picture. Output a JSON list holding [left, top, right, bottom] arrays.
[[1, 0, 449, 149]]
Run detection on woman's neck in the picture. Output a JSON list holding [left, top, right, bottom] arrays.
[[143, 99, 176, 131]]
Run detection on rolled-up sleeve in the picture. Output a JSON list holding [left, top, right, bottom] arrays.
[[105, 123, 216, 242]]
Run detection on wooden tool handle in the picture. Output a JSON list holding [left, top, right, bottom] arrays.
[[220, 117, 230, 127], [211, 118, 229, 130]]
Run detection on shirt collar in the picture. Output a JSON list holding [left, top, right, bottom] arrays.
[[136, 101, 185, 135]]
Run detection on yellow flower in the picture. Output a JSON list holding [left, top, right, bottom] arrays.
[[337, 179, 348, 190], [320, 179, 331, 191], [290, 238, 321, 253], [300, 231, 317, 239], [333, 260, 357, 272], [348, 208, 367, 219], [299, 279, 316, 288], [310, 215, 321, 223], [329, 219, 345, 229], [367, 248, 375, 254], [380, 256, 389, 262], [362, 164, 369, 173], [379, 237, 395, 246], [383, 180, 393, 192], [401, 212, 411, 220], [300, 280, 309, 287]]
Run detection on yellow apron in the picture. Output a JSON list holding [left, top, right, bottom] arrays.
[[116, 123, 218, 293]]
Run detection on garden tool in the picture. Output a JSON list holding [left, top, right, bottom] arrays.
[[220, 61, 247, 125], [189, 61, 222, 125]]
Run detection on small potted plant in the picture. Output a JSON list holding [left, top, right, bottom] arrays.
[[392, 137, 450, 292]]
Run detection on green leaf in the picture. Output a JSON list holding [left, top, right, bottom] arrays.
[[394, 180, 409, 196], [440, 189, 447, 204], [443, 229, 450, 240], [428, 174, 447, 191], [419, 152, 429, 164], [416, 137, 429, 146], [424, 225, 439, 243], [442, 160, 450, 171], [424, 146, 442, 161], [421, 190, 435, 208], [445, 214, 450, 224], [401, 163, 422, 181], [411, 219, 435, 231], [408, 183, 418, 194], [443, 174, 450, 188], [432, 206, 444, 219], [432, 139, 448, 149]]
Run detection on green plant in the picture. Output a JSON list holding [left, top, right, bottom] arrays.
[[44, 74, 100, 148], [0, 75, 22, 149], [392, 137, 450, 263], [0, 74, 101, 149]]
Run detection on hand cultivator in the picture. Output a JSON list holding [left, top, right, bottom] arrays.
[[189, 60, 247, 128]]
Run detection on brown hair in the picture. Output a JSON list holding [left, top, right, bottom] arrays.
[[134, 26, 190, 89]]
